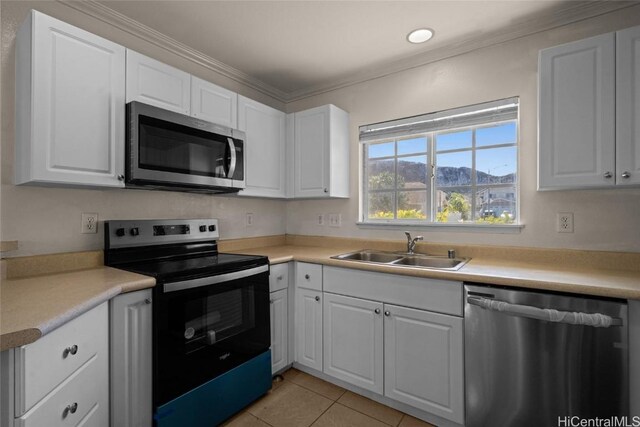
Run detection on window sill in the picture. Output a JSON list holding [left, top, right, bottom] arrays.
[[356, 221, 524, 234]]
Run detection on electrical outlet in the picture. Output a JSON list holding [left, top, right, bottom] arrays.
[[317, 214, 324, 226], [557, 212, 574, 233], [328, 213, 342, 227], [245, 212, 254, 227], [81, 213, 98, 234]]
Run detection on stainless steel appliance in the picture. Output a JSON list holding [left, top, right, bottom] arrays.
[[126, 102, 245, 193], [465, 284, 628, 426], [104, 219, 270, 427]]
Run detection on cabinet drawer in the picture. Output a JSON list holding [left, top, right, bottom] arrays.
[[295, 263, 322, 291], [269, 263, 289, 292], [15, 349, 108, 427], [15, 303, 108, 415]]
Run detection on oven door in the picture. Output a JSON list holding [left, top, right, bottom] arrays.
[[127, 101, 245, 190], [154, 265, 269, 407]]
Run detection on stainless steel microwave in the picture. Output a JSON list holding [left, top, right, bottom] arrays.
[[126, 102, 245, 193]]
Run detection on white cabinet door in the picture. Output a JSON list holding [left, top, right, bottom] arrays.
[[295, 288, 323, 371], [191, 76, 237, 128], [237, 96, 286, 198], [538, 33, 616, 190], [294, 106, 330, 198], [384, 304, 464, 424], [270, 289, 288, 374], [323, 293, 383, 393], [126, 50, 190, 114], [15, 10, 125, 188], [616, 25, 640, 186], [110, 290, 152, 427], [293, 105, 350, 198]]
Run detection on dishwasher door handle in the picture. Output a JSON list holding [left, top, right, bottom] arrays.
[[467, 296, 622, 327]]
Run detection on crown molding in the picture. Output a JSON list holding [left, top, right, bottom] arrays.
[[58, 0, 636, 104], [285, 1, 638, 101], [58, 0, 290, 102]]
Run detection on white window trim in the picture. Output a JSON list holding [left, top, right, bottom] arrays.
[[358, 98, 521, 229]]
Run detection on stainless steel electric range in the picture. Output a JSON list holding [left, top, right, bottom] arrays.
[[104, 219, 271, 427]]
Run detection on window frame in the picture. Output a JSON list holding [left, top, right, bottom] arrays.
[[360, 108, 520, 228]]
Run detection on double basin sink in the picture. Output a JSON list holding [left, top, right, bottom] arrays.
[[331, 249, 469, 271]]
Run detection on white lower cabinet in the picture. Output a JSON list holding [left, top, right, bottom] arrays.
[[323, 293, 383, 394], [270, 288, 288, 374], [308, 266, 465, 425], [384, 304, 464, 424], [295, 288, 323, 371], [110, 289, 152, 427], [1, 303, 109, 427]]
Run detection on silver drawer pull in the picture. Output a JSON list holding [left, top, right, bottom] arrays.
[[384, 311, 390, 316], [374, 308, 381, 314], [621, 171, 631, 179], [315, 296, 320, 302], [277, 275, 284, 281], [305, 274, 310, 280], [604, 171, 613, 178], [63, 402, 78, 417], [63, 345, 78, 357]]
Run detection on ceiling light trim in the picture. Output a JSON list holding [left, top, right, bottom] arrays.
[[58, 0, 636, 103]]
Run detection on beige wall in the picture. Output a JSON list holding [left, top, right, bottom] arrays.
[[2, 2, 640, 257], [285, 5, 640, 253], [0, 1, 286, 257]]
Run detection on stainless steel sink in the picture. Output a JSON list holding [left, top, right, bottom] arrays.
[[391, 255, 467, 270], [332, 250, 405, 263], [331, 250, 469, 271]]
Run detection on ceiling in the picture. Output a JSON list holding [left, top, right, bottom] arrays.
[[96, 1, 630, 101]]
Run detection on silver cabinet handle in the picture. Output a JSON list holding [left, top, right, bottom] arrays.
[[305, 274, 310, 280], [622, 171, 631, 179], [63, 345, 78, 357], [384, 311, 390, 316], [63, 402, 78, 417], [277, 275, 284, 281], [144, 298, 152, 304], [270, 300, 274, 304], [374, 308, 381, 314], [604, 171, 612, 178], [117, 174, 125, 181], [315, 296, 320, 302], [323, 188, 328, 193]]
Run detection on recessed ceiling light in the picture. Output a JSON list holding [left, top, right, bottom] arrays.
[[407, 28, 434, 44]]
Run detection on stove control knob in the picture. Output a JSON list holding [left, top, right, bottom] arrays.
[[130, 227, 140, 236], [208, 225, 216, 232], [199, 225, 207, 232], [115, 228, 125, 237]]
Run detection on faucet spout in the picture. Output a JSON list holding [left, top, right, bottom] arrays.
[[404, 231, 424, 254]]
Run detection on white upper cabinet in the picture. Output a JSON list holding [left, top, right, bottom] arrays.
[[237, 96, 287, 198], [191, 76, 238, 128], [15, 10, 126, 188], [539, 25, 640, 190], [126, 50, 190, 114], [292, 105, 350, 198], [538, 33, 616, 190], [616, 25, 640, 186]]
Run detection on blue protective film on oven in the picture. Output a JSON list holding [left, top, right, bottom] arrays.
[[154, 350, 272, 427]]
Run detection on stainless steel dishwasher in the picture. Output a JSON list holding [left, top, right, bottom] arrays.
[[465, 283, 628, 427]]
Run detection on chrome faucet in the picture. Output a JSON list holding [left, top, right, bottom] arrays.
[[404, 231, 423, 254]]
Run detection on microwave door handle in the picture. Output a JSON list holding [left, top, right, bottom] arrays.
[[227, 137, 237, 178]]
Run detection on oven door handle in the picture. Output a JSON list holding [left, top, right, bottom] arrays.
[[163, 265, 268, 293]]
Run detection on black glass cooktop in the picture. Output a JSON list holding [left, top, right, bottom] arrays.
[[117, 253, 268, 282]]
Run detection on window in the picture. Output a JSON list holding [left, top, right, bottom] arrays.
[[361, 98, 518, 225]]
